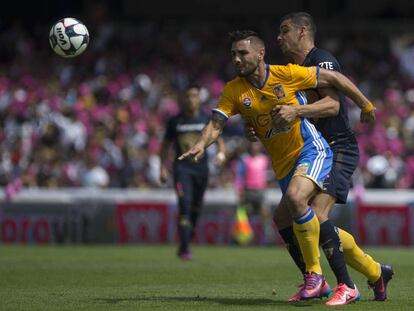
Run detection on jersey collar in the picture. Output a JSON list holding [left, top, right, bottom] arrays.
[[302, 47, 317, 66]]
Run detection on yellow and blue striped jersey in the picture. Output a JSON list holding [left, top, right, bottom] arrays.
[[214, 63, 322, 179]]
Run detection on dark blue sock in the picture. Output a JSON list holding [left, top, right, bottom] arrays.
[[178, 216, 192, 253], [190, 209, 200, 238], [279, 226, 306, 274], [320, 220, 354, 288]]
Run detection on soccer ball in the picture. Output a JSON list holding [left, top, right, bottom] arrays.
[[49, 18, 89, 58]]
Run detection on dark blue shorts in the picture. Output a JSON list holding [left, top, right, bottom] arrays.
[[173, 165, 208, 215], [322, 138, 359, 204]]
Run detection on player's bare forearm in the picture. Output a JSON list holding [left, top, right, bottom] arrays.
[[317, 69, 376, 123], [271, 96, 338, 128], [297, 93, 339, 118], [297, 97, 339, 118], [178, 112, 226, 161], [200, 115, 225, 148], [317, 69, 374, 112], [217, 137, 226, 154], [215, 136, 227, 166]]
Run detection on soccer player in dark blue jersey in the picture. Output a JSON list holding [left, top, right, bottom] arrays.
[[159, 84, 226, 260], [272, 12, 392, 305]]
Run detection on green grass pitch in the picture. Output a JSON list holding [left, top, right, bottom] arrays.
[[0, 245, 413, 310]]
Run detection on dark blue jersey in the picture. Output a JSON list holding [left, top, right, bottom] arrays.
[[164, 112, 210, 171], [302, 47, 355, 142]]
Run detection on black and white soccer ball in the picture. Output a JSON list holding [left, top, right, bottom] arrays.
[[49, 18, 89, 58]]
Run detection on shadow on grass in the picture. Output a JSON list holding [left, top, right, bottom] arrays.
[[94, 295, 315, 307]]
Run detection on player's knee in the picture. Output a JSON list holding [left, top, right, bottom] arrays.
[[285, 188, 308, 213], [178, 215, 191, 228]]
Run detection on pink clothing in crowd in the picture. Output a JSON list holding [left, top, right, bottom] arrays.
[[235, 154, 269, 193]]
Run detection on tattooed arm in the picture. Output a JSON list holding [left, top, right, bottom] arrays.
[[178, 112, 227, 162]]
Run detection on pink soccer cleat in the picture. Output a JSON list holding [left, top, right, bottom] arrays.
[[288, 284, 304, 302], [325, 283, 360, 306], [177, 251, 192, 261]]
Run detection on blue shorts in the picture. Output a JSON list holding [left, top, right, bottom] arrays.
[[279, 136, 333, 195]]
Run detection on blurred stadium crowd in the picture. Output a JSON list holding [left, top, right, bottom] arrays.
[[1, 17, 414, 192]]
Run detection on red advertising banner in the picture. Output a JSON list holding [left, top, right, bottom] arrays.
[[1, 217, 50, 243], [357, 204, 411, 245], [117, 203, 170, 243], [116, 202, 281, 245], [0, 202, 94, 244]]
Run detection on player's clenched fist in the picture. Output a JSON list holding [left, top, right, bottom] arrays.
[[271, 105, 297, 129], [359, 102, 376, 124], [360, 108, 376, 123]]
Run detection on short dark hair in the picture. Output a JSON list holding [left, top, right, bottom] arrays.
[[280, 12, 316, 38], [228, 30, 264, 49], [185, 83, 201, 92]]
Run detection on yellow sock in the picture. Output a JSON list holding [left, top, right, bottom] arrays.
[[338, 228, 381, 282], [293, 208, 322, 274]]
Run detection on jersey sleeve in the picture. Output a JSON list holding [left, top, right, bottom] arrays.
[[312, 50, 342, 72], [287, 63, 319, 90], [213, 83, 239, 120]]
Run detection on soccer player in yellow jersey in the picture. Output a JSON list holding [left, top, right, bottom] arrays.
[[178, 29, 375, 300]]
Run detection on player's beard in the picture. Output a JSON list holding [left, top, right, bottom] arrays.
[[279, 43, 288, 55], [237, 62, 259, 78]]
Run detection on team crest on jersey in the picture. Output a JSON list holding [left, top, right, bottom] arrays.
[[294, 162, 310, 175], [242, 97, 252, 108], [273, 84, 286, 99]]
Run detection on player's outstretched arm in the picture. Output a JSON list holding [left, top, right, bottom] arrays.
[[317, 68, 376, 123], [178, 112, 226, 162]]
